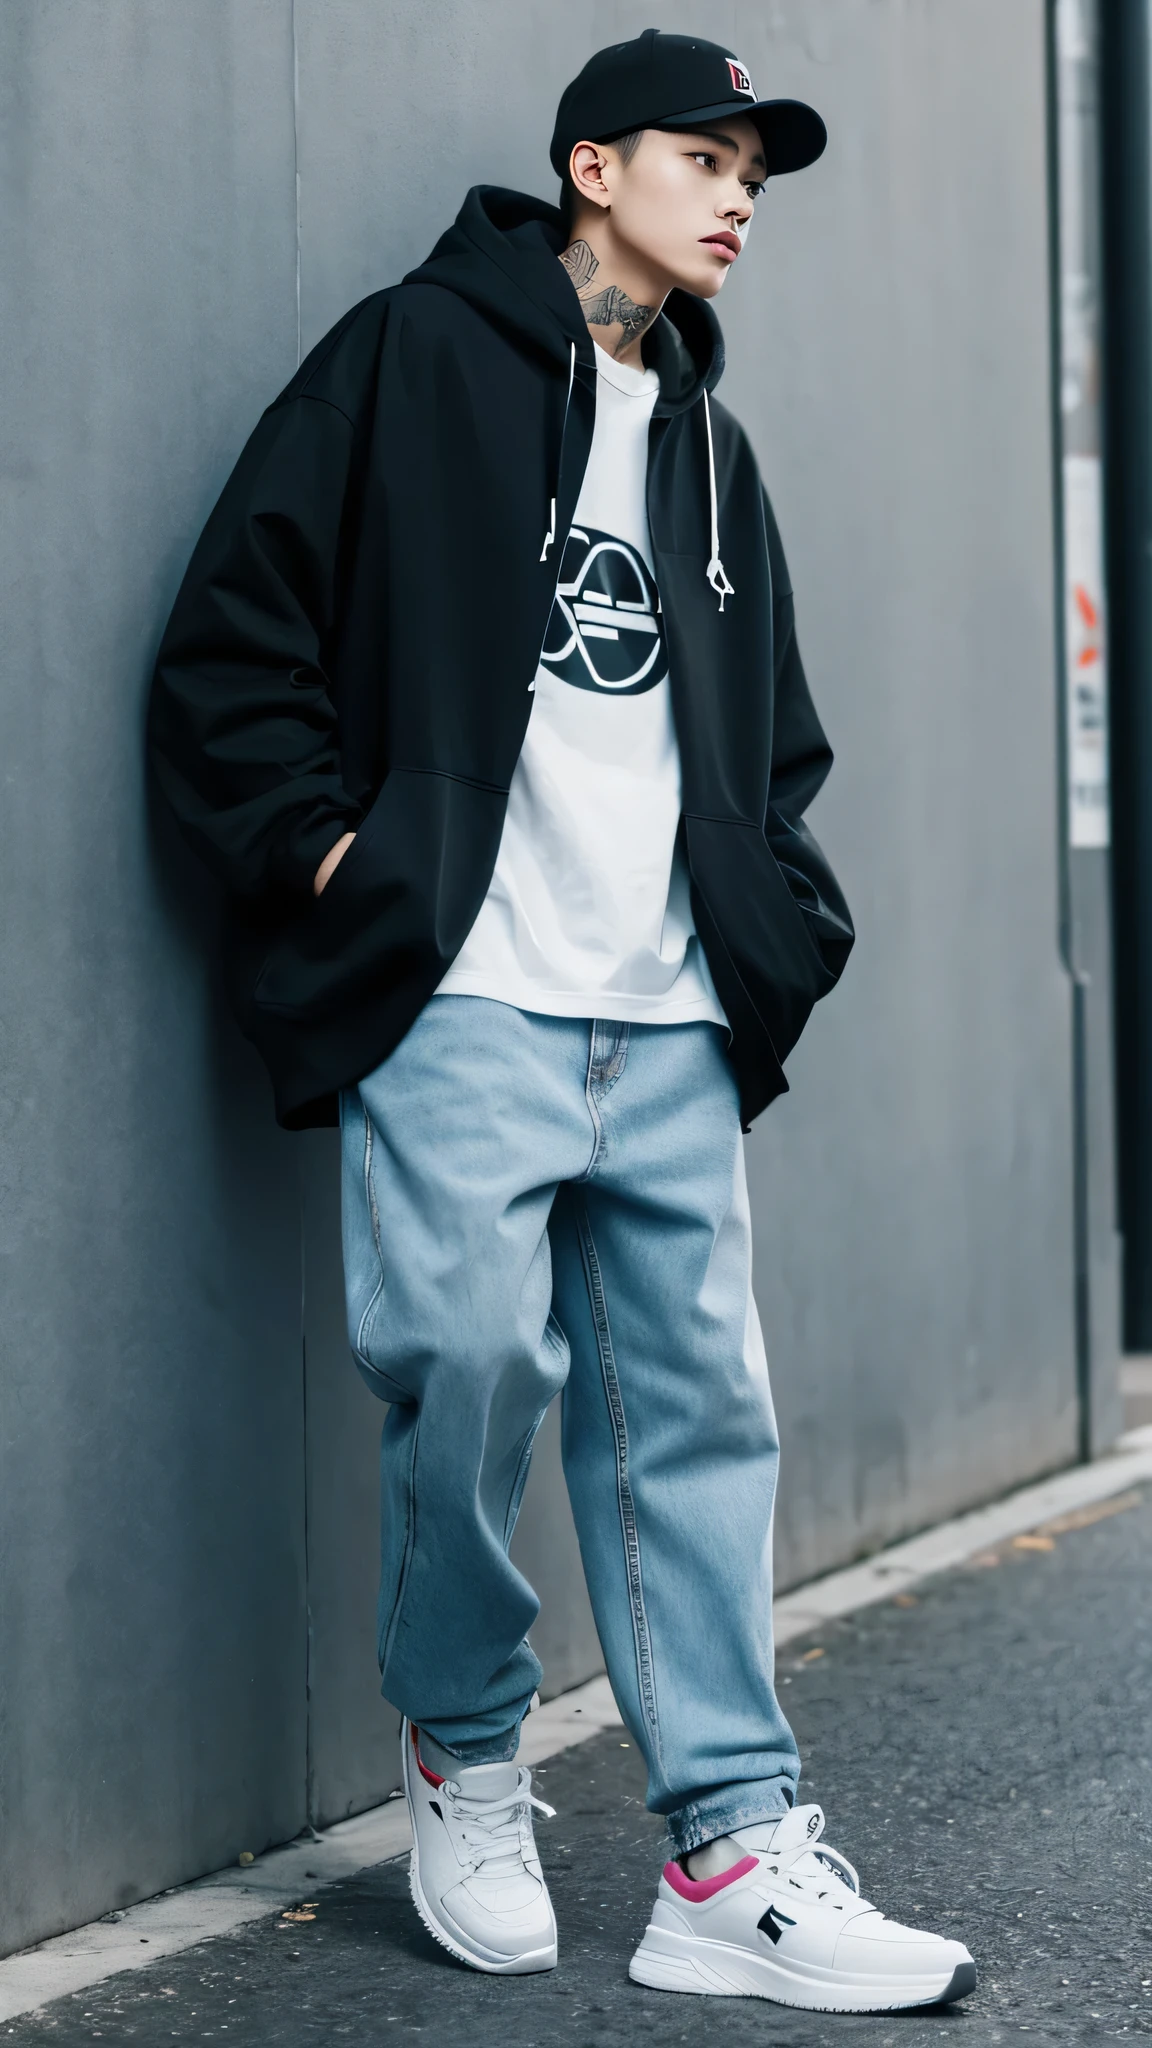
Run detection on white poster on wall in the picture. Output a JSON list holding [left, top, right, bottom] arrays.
[[1063, 452, 1110, 849]]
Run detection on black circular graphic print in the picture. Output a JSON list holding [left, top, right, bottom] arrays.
[[539, 525, 667, 694]]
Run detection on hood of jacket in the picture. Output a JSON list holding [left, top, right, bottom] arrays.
[[403, 184, 724, 415]]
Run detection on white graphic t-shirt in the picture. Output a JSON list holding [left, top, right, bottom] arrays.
[[438, 344, 726, 1027]]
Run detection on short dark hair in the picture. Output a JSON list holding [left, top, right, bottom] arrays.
[[559, 128, 644, 238]]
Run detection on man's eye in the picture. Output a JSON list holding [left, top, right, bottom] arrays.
[[691, 152, 718, 171], [744, 181, 764, 199]]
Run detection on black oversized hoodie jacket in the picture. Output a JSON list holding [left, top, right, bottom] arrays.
[[149, 188, 854, 1130]]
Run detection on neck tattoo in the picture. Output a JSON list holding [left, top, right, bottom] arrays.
[[559, 239, 656, 355]]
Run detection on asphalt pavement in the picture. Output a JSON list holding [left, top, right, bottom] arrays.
[[8, 1482, 1151, 2047]]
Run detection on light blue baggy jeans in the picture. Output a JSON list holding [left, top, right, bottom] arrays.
[[340, 995, 800, 1852]]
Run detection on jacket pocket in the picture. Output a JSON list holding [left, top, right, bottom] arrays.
[[252, 767, 507, 1022], [685, 813, 835, 1068]]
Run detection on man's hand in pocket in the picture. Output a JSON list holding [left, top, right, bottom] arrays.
[[314, 831, 357, 897]]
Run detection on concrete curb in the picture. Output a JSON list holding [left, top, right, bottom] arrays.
[[2, 1423, 1149, 2023], [773, 1420, 1152, 1646]]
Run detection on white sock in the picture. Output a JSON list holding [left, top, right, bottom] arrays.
[[685, 1833, 746, 1880], [418, 1730, 465, 1778], [417, 1728, 518, 1784]]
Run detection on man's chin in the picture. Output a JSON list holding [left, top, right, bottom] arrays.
[[665, 260, 731, 301]]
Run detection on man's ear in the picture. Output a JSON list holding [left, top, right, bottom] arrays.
[[569, 140, 613, 213]]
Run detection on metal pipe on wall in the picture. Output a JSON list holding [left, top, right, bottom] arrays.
[[1100, 0, 1152, 1347], [1049, 0, 1123, 1451], [1052, 0, 1110, 853]]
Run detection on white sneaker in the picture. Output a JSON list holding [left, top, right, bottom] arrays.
[[402, 1718, 558, 1974], [629, 1805, 976, 2013]]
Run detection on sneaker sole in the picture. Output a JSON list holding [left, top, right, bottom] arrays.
[[629, 1927, 976, 2012], [402, 1726, 558, 1977], [408, 1854, 558, 1975]]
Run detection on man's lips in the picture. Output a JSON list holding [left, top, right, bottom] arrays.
[[700, 230, 742, 260]]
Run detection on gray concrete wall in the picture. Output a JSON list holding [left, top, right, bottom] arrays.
[[0, 0, 1111, 1955], [0, 0, 308, 1956]]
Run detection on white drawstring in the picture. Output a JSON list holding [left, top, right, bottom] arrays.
[[540, 342, 577, 561], [539, 352, 731, 616], [703, 390, 734, 612]]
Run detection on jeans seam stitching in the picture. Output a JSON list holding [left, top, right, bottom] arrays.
[[502, 1407, 548, 1548], [576, 1205, 663, 1765], [355, 1105, 386, 1364], [379, 1415, 420, 1675], [581, 1024, 605, 1179]]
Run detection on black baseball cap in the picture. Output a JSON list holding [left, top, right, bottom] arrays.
[[550, 28, 826, 181]]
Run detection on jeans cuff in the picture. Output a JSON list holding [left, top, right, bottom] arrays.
[[413, 1708, 527, 1768], [429, 1732, 521, 1767], [665, 1776, 797, 1856]]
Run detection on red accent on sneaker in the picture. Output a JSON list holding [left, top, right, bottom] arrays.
[[410, 1723, 445, 1789], [662, 1854, 759, 1901]]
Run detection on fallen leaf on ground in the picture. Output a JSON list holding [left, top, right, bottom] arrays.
[[1012, 1533, 1056, 1552], [892, 1593, 918, 1607], [801, 1647, 825, 1662], [1039, 1489, 1143, 1537]]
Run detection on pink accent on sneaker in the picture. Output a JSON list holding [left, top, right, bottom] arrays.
[[662, 1854, 759, 1901], [410, 1723, 445, 1789]]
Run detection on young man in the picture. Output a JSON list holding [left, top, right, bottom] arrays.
[[150, 30, 974, 2014]]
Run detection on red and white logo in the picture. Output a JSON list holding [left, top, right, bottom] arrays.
[[726, 56, 755, 97]]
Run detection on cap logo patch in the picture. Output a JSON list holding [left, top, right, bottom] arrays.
[[727, 57, 755, 97]]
